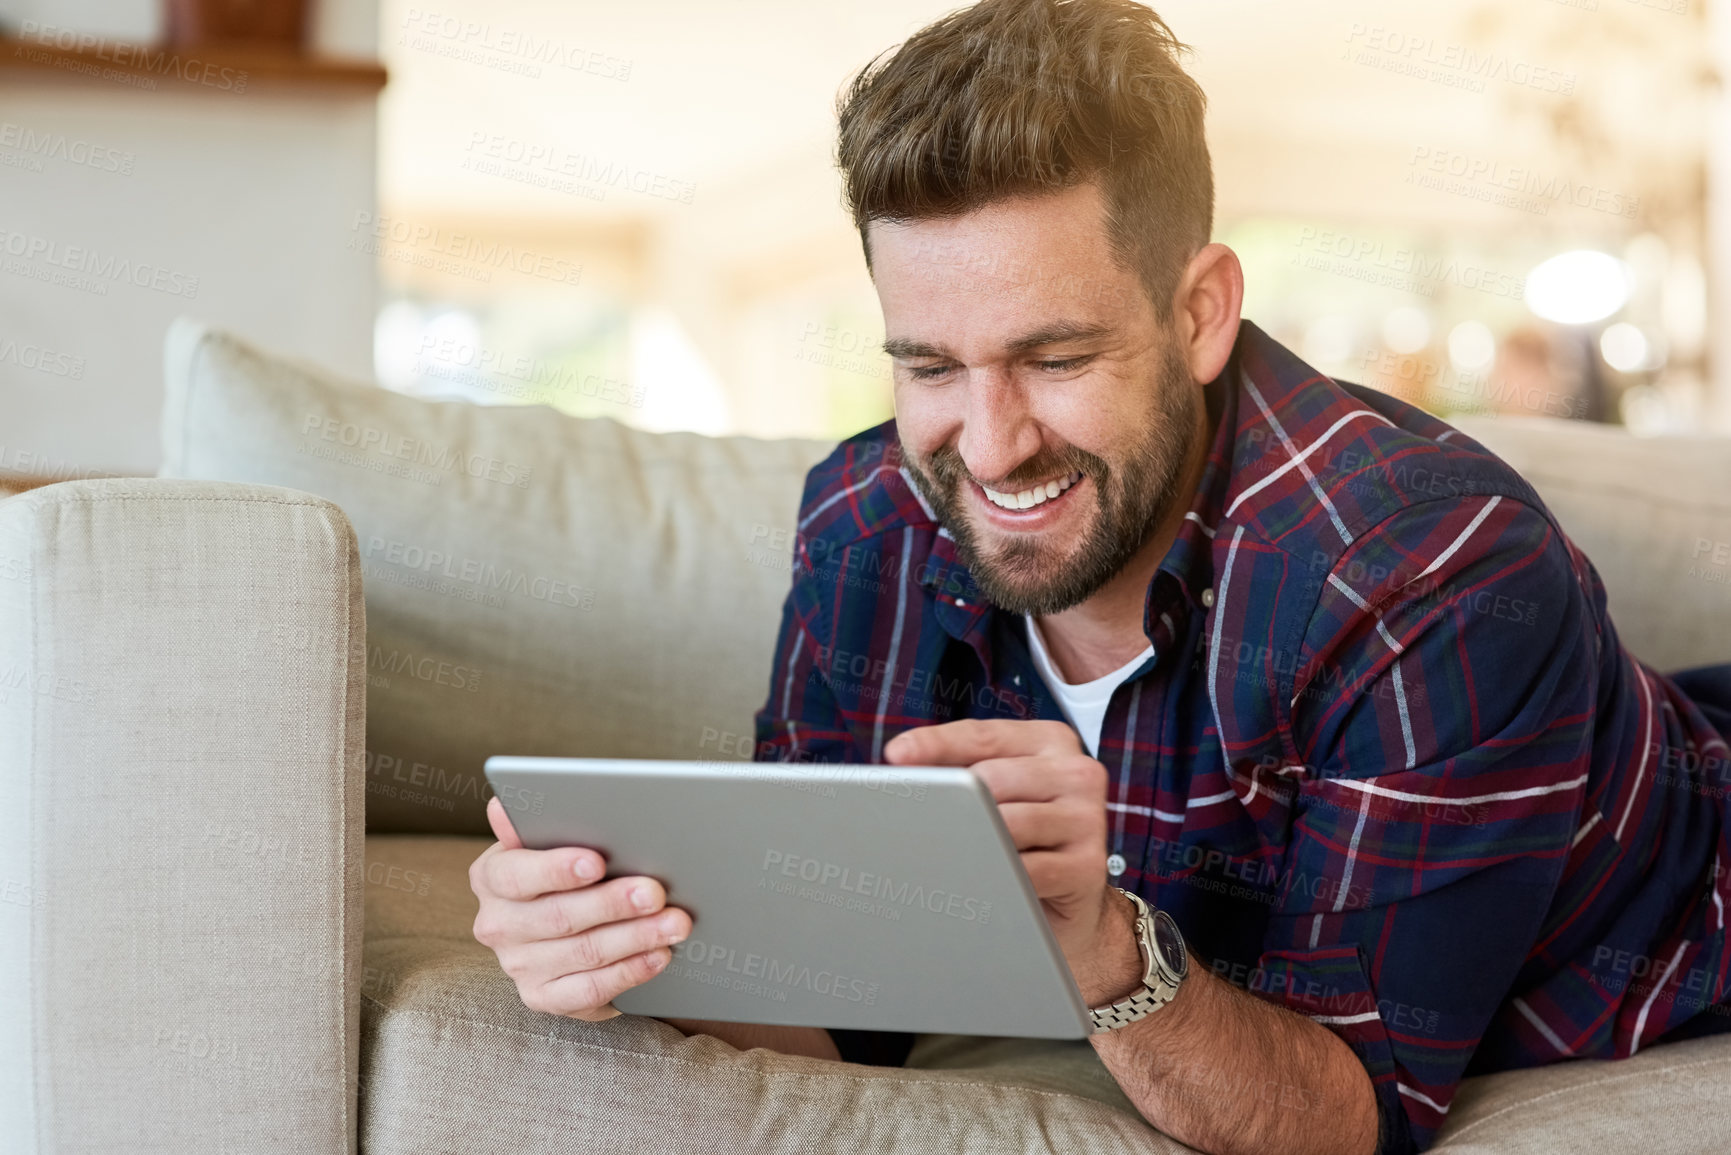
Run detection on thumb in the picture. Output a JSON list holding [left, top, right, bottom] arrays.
[[486, 795, 524, 849]]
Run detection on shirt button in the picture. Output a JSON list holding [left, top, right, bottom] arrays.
[[1200, 587, 1215, 608], [1012, 674, 1023, 686], [955, 598, 967, 608], [1106, 853, 1127, 877]]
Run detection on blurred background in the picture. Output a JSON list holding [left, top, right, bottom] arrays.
[[1, 0, 1726, 480]]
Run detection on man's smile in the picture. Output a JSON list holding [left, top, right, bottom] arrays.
[[967, 471, 1091, 530], [979, 469, 1084, 510]]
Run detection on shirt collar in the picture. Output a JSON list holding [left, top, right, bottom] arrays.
[[1146, 336, 1237, 633]]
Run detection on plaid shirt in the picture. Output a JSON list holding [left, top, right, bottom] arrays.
[[752, 319, 1731, 1154]]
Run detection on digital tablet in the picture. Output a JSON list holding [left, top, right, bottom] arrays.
[[483, 756, 1091, 1039]]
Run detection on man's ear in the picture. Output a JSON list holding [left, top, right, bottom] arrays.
[[1171, 243, 1244, 384]]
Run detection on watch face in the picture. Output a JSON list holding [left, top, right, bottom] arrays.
[[1152, 910, 1188, 979]]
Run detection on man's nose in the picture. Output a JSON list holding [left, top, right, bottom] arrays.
[[954, 369, 1042, 487]]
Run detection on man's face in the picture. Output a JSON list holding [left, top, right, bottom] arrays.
[[871, 180, 1202, 616]]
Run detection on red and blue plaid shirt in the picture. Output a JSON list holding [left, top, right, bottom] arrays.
[[752, 319, 1731, 1154]]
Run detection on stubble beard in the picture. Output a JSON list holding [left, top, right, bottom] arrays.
[[899, 344, 1201, 617]]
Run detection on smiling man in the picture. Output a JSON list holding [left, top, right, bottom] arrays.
[[750, 2, 1731, 1154]]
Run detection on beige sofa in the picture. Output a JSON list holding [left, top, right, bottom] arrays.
[[4, 320, 1731, 1153]]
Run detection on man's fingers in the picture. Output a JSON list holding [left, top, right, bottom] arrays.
[[499, 876, 668, 943], [1016, 848, 1105, 907], [996, 798, 1106, 855], [476, 842, 609, 903], [1016, 847, 1073, 894], [507, 907, 691, 981], [883, 718, 1081, 766], [486, 795, 524, 850], [532, 948, 673, 1018], [971, 754, 1107, 804]]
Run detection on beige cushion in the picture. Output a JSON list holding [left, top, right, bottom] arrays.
[[1, 478, 365, 1154], [362, 836, 1731, 1153], [1433, 1033, 1731, 1153], [1448, 415, 1731, 673], [160, 319, 833, 835], [360, 835, 1189, 1154]]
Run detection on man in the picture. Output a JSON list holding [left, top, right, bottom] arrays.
[[470, 1, 1731, 1153]]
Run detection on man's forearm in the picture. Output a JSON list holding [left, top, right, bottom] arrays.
[[1081, 901, 1379, 1155], [661, 1017, 842, 1061]]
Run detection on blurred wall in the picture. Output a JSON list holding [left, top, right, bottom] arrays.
[[0, 0, 380, 478], [2, 0, 1723, 478], [364, 0, 1720, 444]]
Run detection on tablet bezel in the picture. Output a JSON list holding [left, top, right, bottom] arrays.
[[483, 755, 1092, 1039]]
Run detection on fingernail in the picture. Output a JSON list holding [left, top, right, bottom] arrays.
[[574, 856, 600, 882], [659, 912, 685, 940], [631, 885, 656, 912], [646, 951, 667, 973]]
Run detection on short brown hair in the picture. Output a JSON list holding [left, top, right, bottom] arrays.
[[835, 0, 1212, 319]]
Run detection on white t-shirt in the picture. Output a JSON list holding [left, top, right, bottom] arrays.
[[1024, 615, 1155, 759]]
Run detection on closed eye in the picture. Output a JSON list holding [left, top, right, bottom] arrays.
[[1036, 356, 1092, 372], [906, 355, 1093, 381]]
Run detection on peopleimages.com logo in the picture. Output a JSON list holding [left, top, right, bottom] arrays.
[[362, 536, 596, 611], [0, 226, 200, 298], [0, 335, 84, 378], [669, 937, 881, 1006], [13, 21, 251, 93], [760, 850, 992, 924], [301, 415, 533, 488]]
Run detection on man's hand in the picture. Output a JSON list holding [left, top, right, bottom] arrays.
[[468, 795, 693, 1021], [883, 719, 1140, 1005], [886, 720, 1377, 1155]]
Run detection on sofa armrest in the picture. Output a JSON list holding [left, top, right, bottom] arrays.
[[0, 478, 366, 1153]]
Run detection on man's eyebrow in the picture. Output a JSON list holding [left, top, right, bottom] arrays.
[[882, 320, 1114, 360]]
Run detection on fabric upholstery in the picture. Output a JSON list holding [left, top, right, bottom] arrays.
[[158, 317, 834, 836], [1447, 414, 1731, 674], [360, 835, 1192, 1154], [0, 478, 365, 1153], [363, 835, 1731, 1152], [1432, 1032, 1731, 1152]]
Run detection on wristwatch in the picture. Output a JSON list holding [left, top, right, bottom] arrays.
[[1088, 887, 1189, 1034]]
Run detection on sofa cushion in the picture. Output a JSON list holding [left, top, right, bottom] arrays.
[[1, 479, 366, 1155], [1446, 414, 1731, 674], [359, 835, 1188, 1154], [161, 319, 833, 835], [1430, 1031, 1731, 1153], [362, 836, 1731, 1153]]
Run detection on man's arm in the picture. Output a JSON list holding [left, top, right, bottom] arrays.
[[1081, 891, 1379, 1155], [884, 720, 1378, 1155], [1236, 495, 1595, 1153], [750, 526, 860, 765], [1116, 495, 1590, 1155]]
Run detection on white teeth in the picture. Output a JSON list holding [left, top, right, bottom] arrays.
[[981, 471, 1082, 511]]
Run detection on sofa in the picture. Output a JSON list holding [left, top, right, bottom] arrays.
[[3, 318, 1731, 1153]]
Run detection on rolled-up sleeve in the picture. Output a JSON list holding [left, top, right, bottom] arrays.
[[1252, 495, 1596, 1154]]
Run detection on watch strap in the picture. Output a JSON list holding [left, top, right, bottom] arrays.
[[1089, 981, 1177, 1033], [1088, 888, 1184, 1034]]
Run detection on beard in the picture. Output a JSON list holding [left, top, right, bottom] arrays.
[[898, 343, 1200, 617]]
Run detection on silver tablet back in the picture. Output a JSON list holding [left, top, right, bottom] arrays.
[[483, 756, 1091, 1039]]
